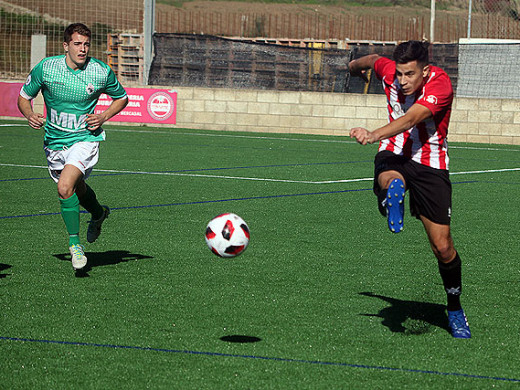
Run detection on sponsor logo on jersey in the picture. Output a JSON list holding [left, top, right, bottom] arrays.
[[392, 103, 404, 117], [147, 92, 174, 121], [86, 83, 95, 95], [25, 75, 32, 85], [50, 108, 88, 131]]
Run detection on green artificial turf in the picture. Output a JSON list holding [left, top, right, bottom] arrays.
[[1, 120, 519, 388]]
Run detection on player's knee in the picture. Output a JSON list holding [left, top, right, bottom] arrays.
[[57, 182, 75, 199], [378, 172, 406, 191], [430, 239, 455, 262]]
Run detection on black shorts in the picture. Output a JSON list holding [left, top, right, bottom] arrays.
[[373, 151, 452, 225]]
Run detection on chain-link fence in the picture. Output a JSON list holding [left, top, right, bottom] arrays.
[[155, 1, 520, 42], [468, 0, 520, 38], [1, 0, 519, 82], [0, 0, 143, 79]]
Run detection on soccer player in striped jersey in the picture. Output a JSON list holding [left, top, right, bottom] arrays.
[[18, 23, 128, 272], [348, 40, 471, 339]]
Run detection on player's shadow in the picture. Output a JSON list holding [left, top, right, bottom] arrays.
[[0, 263, 12, 279], [359, 292, 450, 336], [53, 250, 153, 277], [220, 335, 262, 343]]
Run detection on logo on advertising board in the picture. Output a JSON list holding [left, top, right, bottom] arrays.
[[147, 92, 175, 121]]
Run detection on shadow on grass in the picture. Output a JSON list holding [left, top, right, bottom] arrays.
[[53, 250, 153, 277], [0, 263, 12, 278], [359, 291, 450, 336], [220, 335, 262, 343]]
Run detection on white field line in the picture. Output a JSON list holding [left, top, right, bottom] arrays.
[[0, 163, 317, 184], [450, 167, 520, 175], [110, 128, 520, 151], [4, 122, 520, 151], [109, 128, 358, 144], [450, 145, 520, 152], [2, 163, 520, 184]]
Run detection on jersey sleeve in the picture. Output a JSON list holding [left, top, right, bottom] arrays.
[[20, 61, 44, 100], [416, 71, 453, 116], [373, 57, 395, 82], [104, 67, 127, 100]]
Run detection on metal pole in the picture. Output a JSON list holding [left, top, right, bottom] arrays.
[[430, 0, 435, 42], [467, 0, 472, 39], [143, 0, 156, 85]]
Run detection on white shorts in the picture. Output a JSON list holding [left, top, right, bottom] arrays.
[[44, 142, 100, 183]]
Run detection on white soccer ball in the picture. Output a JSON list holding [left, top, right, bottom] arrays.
[[205, 213, 250, 258]]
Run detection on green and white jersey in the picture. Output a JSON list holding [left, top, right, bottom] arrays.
[[20, 55, 127, 150]]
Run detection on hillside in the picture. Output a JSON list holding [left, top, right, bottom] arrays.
[[157, 0, 466, 23]]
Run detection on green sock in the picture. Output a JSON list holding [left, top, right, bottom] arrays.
[[60, 193, 81, 246], [78, 184, 104, 220]]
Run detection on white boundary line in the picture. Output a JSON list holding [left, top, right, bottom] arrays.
[[3, 122, 520, 151], [2, 163, 519, 184], [450, 167, 520, 175], [109, 128, 359, 144], [110, 128, 520, 151]]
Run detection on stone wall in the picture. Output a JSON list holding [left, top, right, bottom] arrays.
[[25, 86, 520, 145]]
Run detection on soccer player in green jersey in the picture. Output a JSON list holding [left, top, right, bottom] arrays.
[[18, 23, 128, 271]]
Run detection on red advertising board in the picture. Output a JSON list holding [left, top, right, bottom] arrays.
[[0, 83, 177, 125], [0, 82, 24, 118], [95, 88, 177, 124]]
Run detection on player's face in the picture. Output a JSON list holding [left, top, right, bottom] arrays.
[[395, 60, 429, 95], [63, 32, 90, 70]]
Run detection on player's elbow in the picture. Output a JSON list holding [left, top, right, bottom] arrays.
[[120, 96, 129, 109]]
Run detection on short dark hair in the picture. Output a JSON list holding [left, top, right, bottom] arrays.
[[64, 23, 91, 43], [393, 40, 429, 67]]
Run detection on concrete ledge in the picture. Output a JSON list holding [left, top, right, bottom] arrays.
[[5, 83, 520, 145]]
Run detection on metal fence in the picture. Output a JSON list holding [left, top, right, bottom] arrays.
[[0, 0, 143, 79], [156, 1, 520, 42], [1, 0, 519, 81]]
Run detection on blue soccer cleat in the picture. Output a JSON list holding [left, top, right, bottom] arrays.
[[448, 309, 472, 339], [386, 178, 405, 233]]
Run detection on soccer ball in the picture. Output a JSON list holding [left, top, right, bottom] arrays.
[[205, 213, 250, 258]]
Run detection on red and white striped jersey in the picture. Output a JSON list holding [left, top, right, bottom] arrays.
[[373, 57, 453, 170]]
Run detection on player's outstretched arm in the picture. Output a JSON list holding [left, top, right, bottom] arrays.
[[350, 104, 432, 145], [348, 54, 380, 83], [86, 96, 129, 131], [17, 96, 44, 129], [350, 127, 374, 145]]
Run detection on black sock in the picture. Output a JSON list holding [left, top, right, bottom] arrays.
[[78, 184, 104, 220], [377, 189, 387, 217], [438, 252, 462, 311]]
